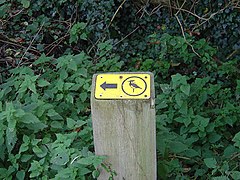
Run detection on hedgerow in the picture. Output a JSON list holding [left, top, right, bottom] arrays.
[[0, 0, 239, 179]]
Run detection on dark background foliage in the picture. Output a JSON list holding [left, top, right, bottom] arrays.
[[0, 0, 240, 179]]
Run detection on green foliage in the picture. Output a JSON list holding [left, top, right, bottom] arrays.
[[0, 51, 122, 179], [0, 0, 239, 179]]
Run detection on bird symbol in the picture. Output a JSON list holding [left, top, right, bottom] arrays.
[[128, 80, 142, 92]]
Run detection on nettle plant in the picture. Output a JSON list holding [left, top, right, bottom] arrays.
[[156, 74, 240, 179], [0, 49, 122, 179]]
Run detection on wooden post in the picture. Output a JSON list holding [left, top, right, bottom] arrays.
[[91, 72, 156, 180]]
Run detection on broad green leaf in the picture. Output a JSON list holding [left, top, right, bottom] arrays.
[[55, 80, 64, 91], [233, 132, 240, 148], [21, 154, 33, 162], [180, 84, 190, 96], [231, 171, 240, 180], [59, 69, 68, 79], [47, 109, 59, 117], [64, 83, 75, 90], [66, 94, 73, 104], [21, 0, 30, 8], [50, 121, 63, 129], [56, 93, 63, 101], [67, 118, 76, 129], [169, 141, 188, 153], [204, 158, 217, 168], [20, 113, 40, 124], [51, 151, 69, 165], [19, 144, 28, 153], [33, 54, 51, 65], [224, 145, 236, 157], [80, 33, 87, 40], [160, 84, 171, 94], [25, 122, 47, 132], [29, 83, 37, 93], [16, 170, 25, 180], [80, 92, 88, 102], [175, 93, 183, 107], [29, 160, 43, 178], [33, 145, 48, 158], [6, 128, 17, 153], [68, 60, 77, 71], [78, 68, 87, 77], [38, 79, 50, 87], [208, 133, 221, 143], [77, 156, 94, 166]]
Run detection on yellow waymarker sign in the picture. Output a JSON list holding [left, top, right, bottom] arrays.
[[95, 73, 151, 99]]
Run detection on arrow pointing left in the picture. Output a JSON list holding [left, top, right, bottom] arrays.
[[100, 82, 117, 90]]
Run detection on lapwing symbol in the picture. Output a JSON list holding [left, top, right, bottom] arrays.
[[129, 80, 142, 92]]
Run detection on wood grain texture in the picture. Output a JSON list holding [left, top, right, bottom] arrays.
[[91, 73, 156, 180]]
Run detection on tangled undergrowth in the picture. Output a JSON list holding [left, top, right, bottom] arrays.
[[0, 0, 240, 179]]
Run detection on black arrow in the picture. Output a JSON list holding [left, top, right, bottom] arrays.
[[100, 82, 117, 90]]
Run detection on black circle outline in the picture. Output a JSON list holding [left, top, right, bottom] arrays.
[[121, 76, 147, 96]]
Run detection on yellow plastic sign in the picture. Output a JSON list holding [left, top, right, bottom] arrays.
[[95, 73, 151, 99]]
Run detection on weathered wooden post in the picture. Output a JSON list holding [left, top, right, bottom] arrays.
[[91, 72, 156, 180]]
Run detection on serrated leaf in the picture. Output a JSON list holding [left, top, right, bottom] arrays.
[[80, 92, 88, 102], [50, 121, 63, 129], [19, 144, 28, 153], [231, 171, 240, 180], [6, 128, 17, 153], [180, 84, 190, 96], [51, 152, 69, 165], [38, 79, 50, 87], [16, 170, 25, 180], [68, 60, 77, 71], [204, 158, 217, 168], [160, 84, 171, 94], [169, 141, 188, 153], [67, 118, 76, 129], [233, 132, 240, 148], [21, 154, 33, 162], [33, 145, 48, 158], [29, 83, 37, 93], [20, 113, 41, 124], [175, 93, 183, 107], [33, 54, 51, 65], [29, 160, 42, 178]]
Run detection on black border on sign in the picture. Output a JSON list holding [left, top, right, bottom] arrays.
[[121, 76, 147, 96]]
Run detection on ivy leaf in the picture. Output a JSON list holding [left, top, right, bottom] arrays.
[[21, 0, 30, 8], [204, 158, 217, 168]]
